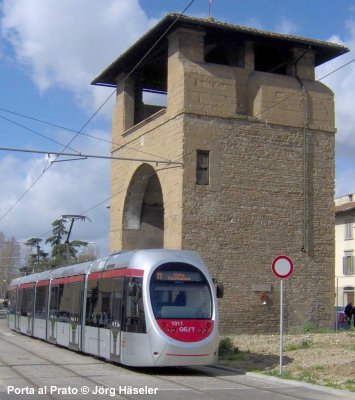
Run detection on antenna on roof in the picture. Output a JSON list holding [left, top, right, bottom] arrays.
[[208, 0, 213, 20]]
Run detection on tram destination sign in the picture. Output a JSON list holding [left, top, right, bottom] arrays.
[[155, 271, 203, 282]]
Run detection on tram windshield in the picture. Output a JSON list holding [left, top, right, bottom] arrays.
[[150, 263, 212, 319]]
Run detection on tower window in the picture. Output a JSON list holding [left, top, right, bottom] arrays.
[[196, 150, 210, 185]]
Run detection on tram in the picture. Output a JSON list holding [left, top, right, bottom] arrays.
[[7, 249, 223, 367]]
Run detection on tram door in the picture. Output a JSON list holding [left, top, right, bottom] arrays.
[[110, 277, 124, 362]]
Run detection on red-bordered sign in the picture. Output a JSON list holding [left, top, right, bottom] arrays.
[[271, 255, 294, 279]]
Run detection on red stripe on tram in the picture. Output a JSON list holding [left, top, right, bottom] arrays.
[[88, 268, 144, 280]]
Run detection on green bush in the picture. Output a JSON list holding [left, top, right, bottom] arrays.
[[219, 337, 240, 358]]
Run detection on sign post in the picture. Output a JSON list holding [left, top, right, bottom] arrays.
[[271, 255, 294, 375]]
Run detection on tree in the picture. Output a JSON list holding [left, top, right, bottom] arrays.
[[24, 218, 90, 272], [0, 232, 21, 298], [45, 218, 88, 267], [22, 238, 49, 274]]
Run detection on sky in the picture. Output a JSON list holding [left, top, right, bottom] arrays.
[[0, 0, 354, 261]]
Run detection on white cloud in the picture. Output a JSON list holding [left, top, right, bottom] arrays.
[[316, 22, 355, 147], [0, 131, 111, 256], [0, 0, 151, 114], [316, 20, 355, 196], [275, 17, 298, 35]]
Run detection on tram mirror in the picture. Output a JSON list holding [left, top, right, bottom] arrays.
[[216, 283, 224, 299]]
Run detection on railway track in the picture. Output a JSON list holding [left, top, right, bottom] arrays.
[[1, 328, 350, 400], [0, 332, 133, 399]]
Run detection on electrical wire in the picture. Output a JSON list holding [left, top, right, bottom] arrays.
[[318, 58, 355, 81], [0, 107, 172, 162], [0, 114, 81, 154], [0, 0, 197, 226]]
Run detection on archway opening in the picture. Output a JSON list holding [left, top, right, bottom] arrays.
[[122, 164, 164, 249]]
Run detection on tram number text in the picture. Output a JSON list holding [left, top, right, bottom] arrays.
[[170, 321, 195, 333], [171, 321, 183, 326]]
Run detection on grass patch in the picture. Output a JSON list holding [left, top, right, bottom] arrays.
[[323, 379, 355, 392], [302, 323, 317, 333], [312, 365, 325, 371], [343, 380, 355, 392], [266, 366, 355, 392], [264, 369, 295, 380], [298, 370, 319, 384], [301, 325, 337, 334], [284, 340, 311, 352], [264, 368, 355, 392]]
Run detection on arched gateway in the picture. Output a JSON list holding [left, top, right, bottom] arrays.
[[122, 164, 164, 249]]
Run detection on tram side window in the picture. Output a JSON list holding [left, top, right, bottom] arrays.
[[50, 282, 82, 322], [35, 286, 48, 318], [20, 288, 34, 316], [111, 278, 123, 327], [19, 289, 25, 316], [50, 285, 60, 318], [17, 289, 23, 315], [86, 280, 99, 326], [86, 277, 123, 328], [8, 289, 16, 314], [122, 277, 146, 333], [86, 278, 111, 328]]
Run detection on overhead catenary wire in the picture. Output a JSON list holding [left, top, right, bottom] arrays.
[[0, 114, 81, 154], [0, 107, 172, 162], [0, 147, 183, 165]]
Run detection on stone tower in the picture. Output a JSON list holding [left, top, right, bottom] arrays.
[[92, 14, 348, 333]]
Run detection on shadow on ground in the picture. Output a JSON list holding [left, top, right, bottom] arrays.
[[124, 352, 293, 378], [219, 351, 293, 372]]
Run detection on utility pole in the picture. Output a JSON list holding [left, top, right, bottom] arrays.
[[61, 215, 91, 264]]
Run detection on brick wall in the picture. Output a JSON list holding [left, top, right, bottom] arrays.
[[182, 114, 335, 333]]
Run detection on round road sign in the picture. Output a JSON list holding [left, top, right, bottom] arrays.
[[271, 255, 294, 279]]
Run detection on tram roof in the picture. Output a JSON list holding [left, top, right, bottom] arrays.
[[21, 273, 40, 284], [88, 251, 135, 274], [8, 250, 210, 286], [9, 277, 22, 287], [37, 270, 52, 282], [89, 249, 208, 274], [50, 261, 92, 279]]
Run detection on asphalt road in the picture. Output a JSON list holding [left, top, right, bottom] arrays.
[[0, 318, 354, 400]]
